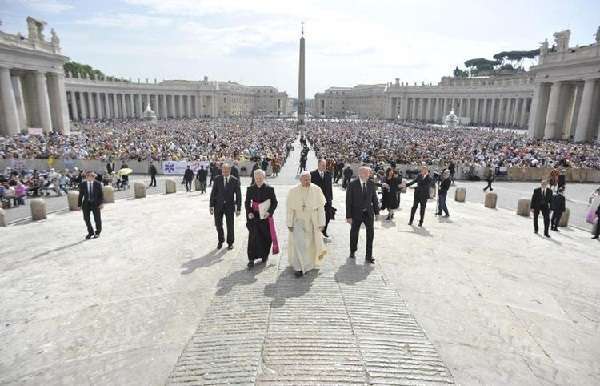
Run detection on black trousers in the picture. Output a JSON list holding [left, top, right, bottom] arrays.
[[199, 180, 206, 193], [150, 175, 157, 187], [437, 192, 449, 216], [483, 179, 493, 191], [214, 208, 234, 245], [550, 210, 563, 229], [410, 197, 427, 223], [533, 208, 550, 234], [350, 211, 374, 258], [185, 180, 192, 191], [82, 202, 102, 235], [323, 203, 332, 234]]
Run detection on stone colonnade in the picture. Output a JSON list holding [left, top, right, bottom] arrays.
[[388, 95, 531, 127], [528, 78, 600, 142], [65, 90, 216, 121], [0, 67, 69, 135]]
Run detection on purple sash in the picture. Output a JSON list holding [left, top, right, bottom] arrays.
[[251, 200, 279, 255]]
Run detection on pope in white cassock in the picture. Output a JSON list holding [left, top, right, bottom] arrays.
[[286, 171, 327, 277]]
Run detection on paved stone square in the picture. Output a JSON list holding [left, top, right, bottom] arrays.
[[1, 144, 599, 385]]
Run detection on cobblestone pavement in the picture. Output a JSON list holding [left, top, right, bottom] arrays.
[[168, 233, 453, 384], [168, 141, 454, 385]]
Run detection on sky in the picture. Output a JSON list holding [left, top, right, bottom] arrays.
[[1, 0, 599, 97]]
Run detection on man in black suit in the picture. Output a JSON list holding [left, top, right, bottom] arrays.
[[148, 162, 157, 187], [311, 159, 333, 238], [346, 166, 379, 263], [210, 163, 242, 250], [530, 179, 552, 237], [197, 166, 208, 194], [78, 170, 104, 239], [407, 165, 433, 227]]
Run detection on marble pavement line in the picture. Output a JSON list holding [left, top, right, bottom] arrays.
[[167, 218, 454, 385]]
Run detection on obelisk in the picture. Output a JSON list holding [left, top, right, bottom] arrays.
[[297, 23, 305, 125]]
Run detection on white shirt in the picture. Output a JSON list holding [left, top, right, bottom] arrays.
[[87, 181, 93, 195], [224, 176, 229, 187]]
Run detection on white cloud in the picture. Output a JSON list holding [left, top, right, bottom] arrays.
[[18, 0, 73, 13], [76, 13, 172, 29]]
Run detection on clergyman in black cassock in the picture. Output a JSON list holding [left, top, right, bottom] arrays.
[[245, 171, 278, 267]]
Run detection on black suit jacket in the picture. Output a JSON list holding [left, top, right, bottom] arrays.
[[310, 170, 333, 205], [407, 173, 433, 200], [346, 178, 379, 220], [78, 180, 104, 207], [210, 175, 242, 212], [530, 187, 552, 210]]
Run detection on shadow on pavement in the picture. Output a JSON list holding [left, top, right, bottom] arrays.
[[334, 258, 374, 286], [30, 239, 87, 260], [264, 266, 318, 308], [181, 249, 227, 275], [215, 262, 268, 296]]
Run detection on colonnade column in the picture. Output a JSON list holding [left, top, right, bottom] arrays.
[[574, 79, 597, 142], [544, 81, 564, 139], [0, 67, 20, 135], [95, 93, 103, 120], [34, 71, 53, 133]]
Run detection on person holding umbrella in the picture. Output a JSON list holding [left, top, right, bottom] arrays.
[[117, 165, 133, 190]]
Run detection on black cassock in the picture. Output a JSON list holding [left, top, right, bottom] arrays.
[[245, 184, 278, 262]]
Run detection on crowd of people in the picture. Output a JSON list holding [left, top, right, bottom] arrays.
[[0, 118, 297, 162], [305, 120, 600, 170]]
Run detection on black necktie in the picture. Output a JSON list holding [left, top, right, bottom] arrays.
[[362, 182, 366, 197]]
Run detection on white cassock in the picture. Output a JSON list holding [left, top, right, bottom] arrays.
[[286, 183, 327, 273]]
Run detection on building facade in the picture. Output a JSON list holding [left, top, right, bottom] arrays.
[[0, 18, 288, 137], [314, 27, 600, 142], [0, 17, 70, 136], [528, 29, 600, 142]]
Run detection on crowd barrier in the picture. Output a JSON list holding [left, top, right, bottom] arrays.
[[0, 159, 271, 177], [2, 159, 600, 183]]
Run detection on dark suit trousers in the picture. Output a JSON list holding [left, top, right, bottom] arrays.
[[533, 208, 550, 234], [410, 197, 427, 223], [82, 202, 102, 235], [350, 211, 374, 258], [551, 210, 563, 229], [323, 203, 332, 233], [214, 208, 234, 245], [150, 175, 157, 187]]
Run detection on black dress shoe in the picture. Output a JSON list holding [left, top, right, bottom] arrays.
[[247, 261, 254, 269], [592, 236, 599, 239], [418, 221, 423, 227], [294, 270, 303, 277], [408, 221, 413, 226], [227, 244, 234, 250], [85, 234, 93, 240], [261, 257, 268, 263], [217, 242, 223, 250], [366, 257, 375, 264], [349, 252, 355, 259], [544, 233, 551, 238]]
